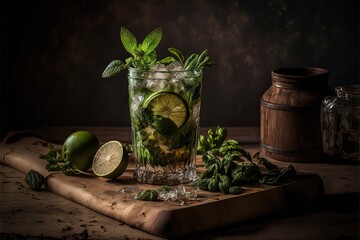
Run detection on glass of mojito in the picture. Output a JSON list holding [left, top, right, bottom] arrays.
[[102, 27, 212, 185], [128, 64, 202, 184]]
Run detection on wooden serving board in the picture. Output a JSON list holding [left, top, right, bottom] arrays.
[[0, 134, 324, 238]]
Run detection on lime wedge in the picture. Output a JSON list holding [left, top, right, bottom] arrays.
[[92, 141, 128, 179], [143, 91, 189, 128]]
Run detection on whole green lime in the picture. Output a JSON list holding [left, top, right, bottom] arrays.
[[62, 131, 100, 171]]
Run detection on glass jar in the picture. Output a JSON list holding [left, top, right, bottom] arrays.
[[128, 67, 202, 185], [321, 85, 360, 161]]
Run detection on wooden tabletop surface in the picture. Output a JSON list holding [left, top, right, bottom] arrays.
[[1, 127, 359, 240]]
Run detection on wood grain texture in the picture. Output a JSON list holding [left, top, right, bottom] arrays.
[[1, 134, 323, 238]]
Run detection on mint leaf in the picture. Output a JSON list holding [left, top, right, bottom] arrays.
[[102, 60, 125, 78], [25, 170, 45, 191], [168, 47, 185, 64], [135, 189, 158, 201], [141, 27, 162, 55], [158, 56, 175, 64], [120, 27, 137, 55]]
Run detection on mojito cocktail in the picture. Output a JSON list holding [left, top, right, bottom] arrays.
[[129, 64, 202, 184], [101, 27, 212, 185]]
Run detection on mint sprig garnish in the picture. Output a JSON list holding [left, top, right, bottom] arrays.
[[102, 27, 214, 78]]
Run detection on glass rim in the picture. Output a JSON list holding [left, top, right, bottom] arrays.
[[128, 67, 202, 74]]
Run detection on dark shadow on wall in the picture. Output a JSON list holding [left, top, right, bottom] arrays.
[[1, 0, 359, 137]]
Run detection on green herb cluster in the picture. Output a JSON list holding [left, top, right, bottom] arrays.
[[39, 144, 78, 176], [192, 127, 296, 194], [102, 27, 213, 78]]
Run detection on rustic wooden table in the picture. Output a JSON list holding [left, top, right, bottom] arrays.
[[1, 127, 359, 240]]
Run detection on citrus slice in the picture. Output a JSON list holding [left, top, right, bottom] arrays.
[[92, 141, 128, 179], [143, 91, 189, 128]]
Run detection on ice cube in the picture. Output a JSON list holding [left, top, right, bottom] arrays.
[[158, 189, 172, 201], [149, 64, 170, 80], [185, 187, 199, 200], [167, 61, 185, 71], [119, 186, 140, 193], [150, 63, 167, 71], [175, 185, 186, 197], [130, 95, 144, 112], [141, 79, 168, 92], [169, 78, 185, 93], [168, 189, 178, 201]]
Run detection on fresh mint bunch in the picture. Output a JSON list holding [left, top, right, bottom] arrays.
[[192, 126, 297, 194], [102, 27, 214, 78]]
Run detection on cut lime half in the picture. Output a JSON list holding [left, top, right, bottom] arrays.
[[143, 91, 189, 128], [92, 141, 128, 179]]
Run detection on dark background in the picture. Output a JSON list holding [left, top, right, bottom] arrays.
[[1, 0, 359, 137]]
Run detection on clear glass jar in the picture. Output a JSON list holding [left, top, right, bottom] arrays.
[[321, 85, 360, 161]]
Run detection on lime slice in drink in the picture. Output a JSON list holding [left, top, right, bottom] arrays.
[[143, 91, 189, 128], [92, 141, 128, 179]]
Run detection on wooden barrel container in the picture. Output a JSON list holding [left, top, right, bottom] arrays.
[[260, 67, 330, 162]]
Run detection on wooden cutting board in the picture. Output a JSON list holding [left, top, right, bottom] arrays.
[[0, 134, 323, 238]]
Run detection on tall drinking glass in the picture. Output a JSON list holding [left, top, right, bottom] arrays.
[[128, 64, 202, 185]]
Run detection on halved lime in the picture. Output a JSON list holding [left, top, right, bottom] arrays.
[[143, 91, 189, 128], [92, 141, 128, 179]]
